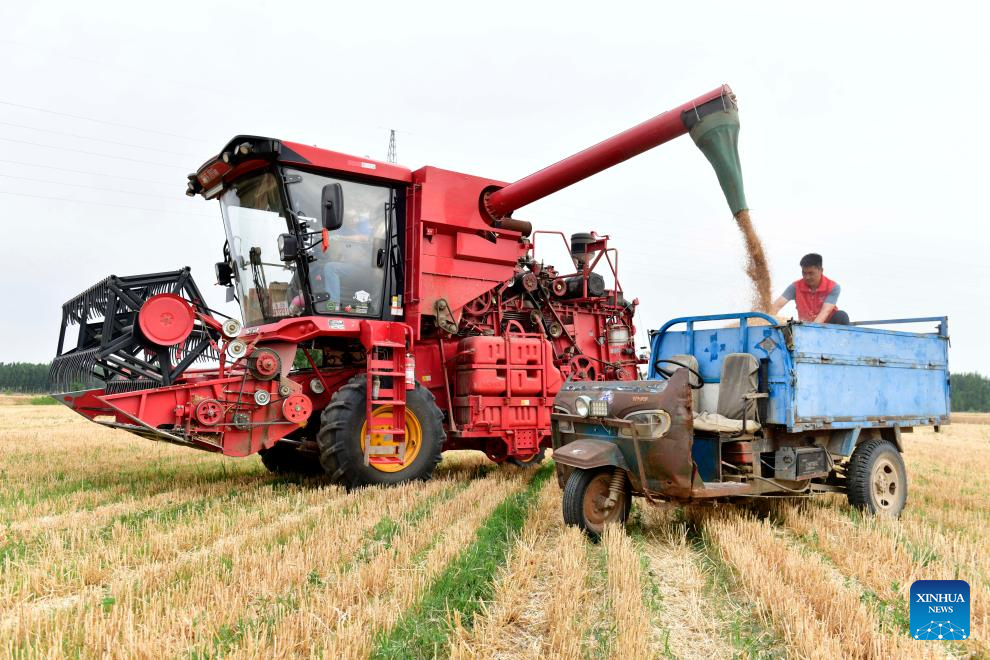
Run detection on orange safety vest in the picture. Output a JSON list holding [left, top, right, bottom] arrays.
[[794, 275, 839, 322]]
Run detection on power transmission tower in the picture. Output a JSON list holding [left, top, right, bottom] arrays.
[[386, 129, 397, 163]]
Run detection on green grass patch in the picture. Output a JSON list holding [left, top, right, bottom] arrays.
[[28, 395, 59, 405], [628, 523, 675, 659], [586, 541, 615, 659], [371, 464, 553, 659]]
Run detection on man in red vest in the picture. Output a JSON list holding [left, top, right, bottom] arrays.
[[769, 253, 849, 324]]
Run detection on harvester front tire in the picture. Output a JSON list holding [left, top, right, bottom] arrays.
[[846, 438, 907, 517], [258, 441, 324, 477], [562, 467, 631, 542], [317, 375, 444, 489]]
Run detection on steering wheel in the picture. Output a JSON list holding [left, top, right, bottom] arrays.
[[654, 359, 705, 390]]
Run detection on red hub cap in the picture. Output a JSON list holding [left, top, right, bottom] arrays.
[[195, 399, 224, 426], [138, 294, 195, 347], [282, 394, 312, 425]]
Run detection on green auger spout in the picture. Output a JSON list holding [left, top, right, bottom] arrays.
[[682, 89, 748, 215]]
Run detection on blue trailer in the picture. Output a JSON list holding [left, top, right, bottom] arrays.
[[551, 313, 949, 536]]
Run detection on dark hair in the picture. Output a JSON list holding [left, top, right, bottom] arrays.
[[800, 253, 823, 269]]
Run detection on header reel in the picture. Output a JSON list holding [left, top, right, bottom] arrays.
[[49, 268, 221, 394]]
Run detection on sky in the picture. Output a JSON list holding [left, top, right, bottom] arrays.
[[1, 1, 988, 374]]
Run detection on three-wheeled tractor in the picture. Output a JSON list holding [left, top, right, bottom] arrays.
[[50, 85, 749, 488], [552, 313, 951, 538]]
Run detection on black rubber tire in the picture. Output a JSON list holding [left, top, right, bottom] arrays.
[[317, 374, 445, 489], [258, 441, 324, 476], [508, 446, 547, 468], [562, 467, 631, 542], [846, 438, 907, 517]]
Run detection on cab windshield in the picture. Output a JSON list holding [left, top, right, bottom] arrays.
[[219, 172, 295, 327], [283, 167, 390, 317], [219, 168, 393, 327]]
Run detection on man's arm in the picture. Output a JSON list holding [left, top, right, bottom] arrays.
[[813, 303, 836, 323], [813, 284, 841, 322], [769, 296, 789, 315], [769, 283, 796, 316]]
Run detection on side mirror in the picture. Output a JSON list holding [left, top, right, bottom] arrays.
[[321, 183, 344, 231]]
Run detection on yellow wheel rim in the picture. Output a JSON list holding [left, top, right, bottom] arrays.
[[360, 406, 423, 473]]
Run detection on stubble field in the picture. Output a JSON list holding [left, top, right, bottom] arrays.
[[1, 400, 987, 658]]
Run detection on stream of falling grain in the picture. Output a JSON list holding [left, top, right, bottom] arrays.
[[734, 209, 773, 312]]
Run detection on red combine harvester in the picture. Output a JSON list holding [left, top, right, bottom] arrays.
[[51, 85, 744, 488]]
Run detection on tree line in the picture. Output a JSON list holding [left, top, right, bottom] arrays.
[[0, 362, 51, 394], [950, 372, 990, 412], [1, 360, 989, 412]]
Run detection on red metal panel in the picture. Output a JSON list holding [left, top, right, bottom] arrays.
[[454, 232, 520, 266], [412, 166, 508, 233], [280, 141, 412, 183]]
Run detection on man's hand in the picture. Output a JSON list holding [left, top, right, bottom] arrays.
[[814, 303, 836, 323]]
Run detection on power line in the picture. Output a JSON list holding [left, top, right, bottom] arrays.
[[0, 136, 186, 168], [0, 39, 227, 101], [0, 159, 174, 186], [0, 99, 208, 142], [0, 174, 177, 200], [0, 190, 213, 217], [0, 120, 199, 157]]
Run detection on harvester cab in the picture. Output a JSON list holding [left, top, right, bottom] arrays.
[[49, 85, 750, 489], [198, 137, 407, 327]]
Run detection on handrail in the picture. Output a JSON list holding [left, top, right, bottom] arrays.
[[849, 316, 949, 338], [650, 312, 778, 353], [648, 312, 781, 380]]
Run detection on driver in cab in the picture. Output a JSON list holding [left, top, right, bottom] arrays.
[[288, 209, 376, 314]]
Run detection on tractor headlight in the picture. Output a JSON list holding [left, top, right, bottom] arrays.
[[277, 233, 299, 261], [619, 410, 672, 439], [589, 399, 609, 417], [574, 396, 591, 418]]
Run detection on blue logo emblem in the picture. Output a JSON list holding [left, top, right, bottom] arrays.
[[910, 580, 969, 640]]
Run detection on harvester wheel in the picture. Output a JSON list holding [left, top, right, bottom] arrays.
[[258, 441, 324, 477], [317, 374, 444, 489], [508, 446, 547, 468], [562, 467, 631, 541], [846, 438, 907, 517]]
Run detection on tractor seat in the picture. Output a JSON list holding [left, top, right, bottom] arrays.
[[668, 352, 761, 433]]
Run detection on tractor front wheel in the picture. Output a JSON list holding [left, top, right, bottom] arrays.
[[562, 467, 631, 541], [317, 375, 445, 489]]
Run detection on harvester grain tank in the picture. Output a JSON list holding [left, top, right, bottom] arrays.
[[50, 85, 749, 488]]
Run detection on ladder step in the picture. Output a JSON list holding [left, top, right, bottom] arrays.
[[369, 455, 405, 465], [366, 444, 405, 455], [369, 371, 405, 377], [366, 429, 406, 436], [372, 341, 405, 348], [371, 399, 406, 406]]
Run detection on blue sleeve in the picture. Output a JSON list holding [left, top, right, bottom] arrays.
[[781, 283, 796, 300], [825, 284, 841, 305]]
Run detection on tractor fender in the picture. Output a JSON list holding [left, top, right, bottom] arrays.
[[553, 438, 629, 471]]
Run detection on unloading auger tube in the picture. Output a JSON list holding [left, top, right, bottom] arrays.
[[481, 84, 749, 229]]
